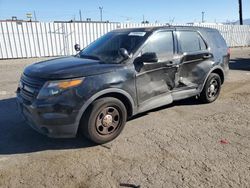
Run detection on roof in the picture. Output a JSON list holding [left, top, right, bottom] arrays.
[[113, 25, 217, 33]]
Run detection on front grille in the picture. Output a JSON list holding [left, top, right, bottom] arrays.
[[19, 74, 46, 104]]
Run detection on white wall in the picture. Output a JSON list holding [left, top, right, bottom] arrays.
[[0, 21, 250, 59]]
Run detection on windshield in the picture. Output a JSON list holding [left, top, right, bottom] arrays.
[[78, 31, 149, 64]]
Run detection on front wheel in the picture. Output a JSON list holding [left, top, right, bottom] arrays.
[[199, 73, 222, 103], [80, 97, 127, 144]]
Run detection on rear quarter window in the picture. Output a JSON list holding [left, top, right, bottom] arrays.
[[207, 30, 227, 48]]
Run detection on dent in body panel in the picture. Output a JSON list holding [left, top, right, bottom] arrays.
[[135, 62, 177, 102], [136, 68, 170, 103], [134, 61, 177, 113], [178, 59, 213, 88]]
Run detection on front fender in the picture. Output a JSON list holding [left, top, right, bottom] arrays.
[[74, 88, 136, 127]]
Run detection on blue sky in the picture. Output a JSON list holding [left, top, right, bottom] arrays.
[[0, 0, 249, 23]]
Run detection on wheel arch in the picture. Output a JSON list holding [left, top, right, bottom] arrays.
[[211, 68, 225, 84], [95, 92, 134, 118], [75, 88, 135, 129], [201, 66, 225, 92]]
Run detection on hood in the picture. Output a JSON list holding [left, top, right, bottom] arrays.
[[24, 56, 121, 79]]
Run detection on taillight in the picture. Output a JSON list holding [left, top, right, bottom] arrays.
[[227, 48, 231, 55]]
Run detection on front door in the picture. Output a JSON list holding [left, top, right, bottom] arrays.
[[135, 30, 177, 112]]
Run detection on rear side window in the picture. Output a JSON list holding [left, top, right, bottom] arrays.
[[177, 31, 207, 53], [142, 31, 174, 62]]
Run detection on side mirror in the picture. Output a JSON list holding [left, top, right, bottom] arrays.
[[118, 48, 131, 60], [74, 44, 81, 52], [137, 52, 158, 63]]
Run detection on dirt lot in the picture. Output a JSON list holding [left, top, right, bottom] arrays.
[[0, 48, 250, 188]]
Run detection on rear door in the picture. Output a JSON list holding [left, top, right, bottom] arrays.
[[175, 30, 213, 89]]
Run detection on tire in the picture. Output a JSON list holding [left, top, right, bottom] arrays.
[[199, 73, 222, 103], [80, 97, 127, 144]]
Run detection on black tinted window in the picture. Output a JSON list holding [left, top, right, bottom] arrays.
[[209, 31, 227, 48], [178, 31, 207, 52], [142, 31, 174, 62]]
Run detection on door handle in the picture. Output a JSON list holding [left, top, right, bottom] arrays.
[[164, 61, 173, 67], [203, 54, 212, 59], [164, 62, 179, 68]]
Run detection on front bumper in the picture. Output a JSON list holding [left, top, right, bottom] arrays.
[[16, 94, 80, 138]]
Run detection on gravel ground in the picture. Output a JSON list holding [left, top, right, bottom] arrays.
[[0, 48, 250, 188]]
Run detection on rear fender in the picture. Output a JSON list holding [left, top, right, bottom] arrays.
[[200, 66, 225, 92]]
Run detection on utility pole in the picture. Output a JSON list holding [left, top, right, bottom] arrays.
[[202, 11, 205, 23], [33, 11, 37, 21], [79, 10, 82, 21], [99, 6, 103, 22], [239, 0, 243, 25]]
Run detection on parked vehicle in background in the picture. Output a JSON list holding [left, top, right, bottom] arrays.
[[16, 26, 230, 144]]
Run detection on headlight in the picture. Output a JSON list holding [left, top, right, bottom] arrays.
[[37, 78, 84, 99]]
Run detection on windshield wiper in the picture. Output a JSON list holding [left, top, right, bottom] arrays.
[[79, 54, 100, 61]]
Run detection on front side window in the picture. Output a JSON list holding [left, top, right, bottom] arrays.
[[178, 31, 207, 53], [142, 31, 174, 62]]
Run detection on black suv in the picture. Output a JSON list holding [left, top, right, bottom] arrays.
[[17, 26, 230, 144]]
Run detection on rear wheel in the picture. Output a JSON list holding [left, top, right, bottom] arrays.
[[199, 73, 221, 103], [81, 97, 127, 144]]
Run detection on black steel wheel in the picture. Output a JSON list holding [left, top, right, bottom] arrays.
[[199, 73, 222, 103], [81, 97, 127, 144]]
